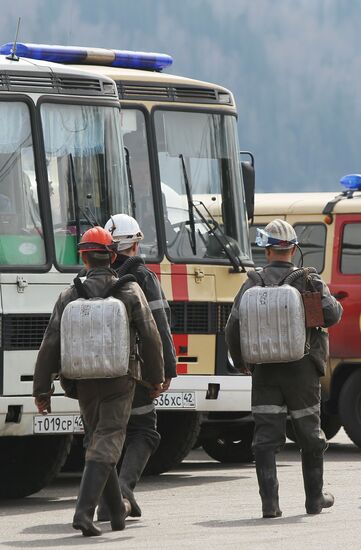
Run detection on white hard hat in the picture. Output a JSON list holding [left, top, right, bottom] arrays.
[[104, 214, 144, 251], [256, 219, 298, 249]]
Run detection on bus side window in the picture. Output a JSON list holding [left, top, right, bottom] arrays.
[[293, 223, 326, 273], [341, 223, 361, 274]]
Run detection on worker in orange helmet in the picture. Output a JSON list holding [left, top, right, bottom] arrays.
[[33, 226, 164, 537]]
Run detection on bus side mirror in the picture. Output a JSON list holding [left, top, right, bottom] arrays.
[[240, 151, 255, 222]]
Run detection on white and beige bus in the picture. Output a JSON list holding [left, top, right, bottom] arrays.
[[0, 44, 131, 497], [2, 43, 256, 474]]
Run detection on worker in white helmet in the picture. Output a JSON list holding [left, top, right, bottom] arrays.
[[225, 219, 342, 519]]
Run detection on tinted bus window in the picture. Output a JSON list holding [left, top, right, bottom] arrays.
[[341, 223, 361, 274]]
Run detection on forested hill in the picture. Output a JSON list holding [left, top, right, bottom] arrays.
[[1, 0, 361, 192]]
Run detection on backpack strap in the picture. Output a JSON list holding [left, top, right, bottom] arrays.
[[247, 270, 265, 287], [73, 276, 90, 299], [116, 256, 144, 278], [105, 274, 137, 298]]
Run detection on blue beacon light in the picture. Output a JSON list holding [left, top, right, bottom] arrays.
[[0, 43, 173, 71], [340, 174, 361, 192]]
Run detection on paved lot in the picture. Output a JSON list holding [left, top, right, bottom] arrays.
[[0, 430, 360, 550]]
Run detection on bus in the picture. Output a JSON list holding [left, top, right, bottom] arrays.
[[251, 178, 361, 446], [0, 46, 130, 497], [3, 43, 257, 473]]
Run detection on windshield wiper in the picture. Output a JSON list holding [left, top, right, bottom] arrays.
[[124, 146, 136, 217], [68, 154, 81, 256], [179, 154, 197, 255], [192, 199, 244, 272], [69, 155, 100, 231], [179, 154, 244, 272]]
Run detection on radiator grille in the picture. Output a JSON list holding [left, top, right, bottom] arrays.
[[3, 315, 50, 350], [169, 302, 232, 334], [217, 303, 233, 333]]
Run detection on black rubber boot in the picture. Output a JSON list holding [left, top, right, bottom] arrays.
[[72, 460, 112, 536], [302, 452, 334, 514], [99, 467, 131, 530], [119, 438, 154, 517], [254, 451, 282, 518]]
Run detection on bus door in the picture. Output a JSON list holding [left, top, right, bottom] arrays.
[[328, 213, 361, 358]]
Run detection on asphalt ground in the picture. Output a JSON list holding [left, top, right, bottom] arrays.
[[0, 430, 360, 550]]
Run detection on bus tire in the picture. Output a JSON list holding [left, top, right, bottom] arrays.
[[0, 434, 72, 499], [339, 369, 361, 448], [286, 411, 341, 442], [144, 411, 201, 475], [202, 426, 254, 464]]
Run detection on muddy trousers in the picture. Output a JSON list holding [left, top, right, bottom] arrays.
[[73, 376, 135, 535], [251, 357, 329, 516]]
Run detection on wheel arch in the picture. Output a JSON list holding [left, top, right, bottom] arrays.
[[327, 362, 361, 413]]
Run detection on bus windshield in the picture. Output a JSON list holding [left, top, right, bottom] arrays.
[[0, 101, 46, 267], [41, 103, 129, 267], [154, 110, 250, 262]]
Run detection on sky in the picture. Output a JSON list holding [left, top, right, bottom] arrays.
[[0, 0, 360, 192]]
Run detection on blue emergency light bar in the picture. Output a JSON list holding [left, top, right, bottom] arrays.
[[0, 42, 173, 71], [340, 173, 361, 191]]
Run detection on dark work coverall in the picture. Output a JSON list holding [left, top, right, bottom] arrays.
[[225, 261, 343, 516], [97, 254, 177, 519], [33, 267, 164, 534]]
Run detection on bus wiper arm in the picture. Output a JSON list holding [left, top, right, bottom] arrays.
[[124, 146, 136, 217], [179, 154, 196, 255], [69, 155, 99, 229], [69, 154, 81, 258], [192, 199, 245, 273]]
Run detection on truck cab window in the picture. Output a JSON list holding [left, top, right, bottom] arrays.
[[293, 223, 326, 272], [341, 223, 361, 274]]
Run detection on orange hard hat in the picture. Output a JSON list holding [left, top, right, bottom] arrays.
[[78, 226, 114, 253]]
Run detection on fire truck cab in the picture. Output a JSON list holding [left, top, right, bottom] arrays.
[[251, 176, 361, 446]]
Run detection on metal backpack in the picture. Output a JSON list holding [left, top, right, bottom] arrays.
[[239, 268, 315, 364], [60, 275, 134, 380]]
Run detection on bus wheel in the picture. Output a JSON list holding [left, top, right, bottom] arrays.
[[0, 434, 72, 499], [202, 427, 254, 464], [286, 411, 341, 442], [339, 369, 361, 448], [144, 411, 201, 475]]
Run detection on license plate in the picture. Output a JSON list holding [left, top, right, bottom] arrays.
[[34, 414, 84, 434], [154, 392, 196, 409]]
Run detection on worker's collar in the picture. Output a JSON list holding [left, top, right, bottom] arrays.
[[265, 260, 295, 268], [86, 266, 117, 278]]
